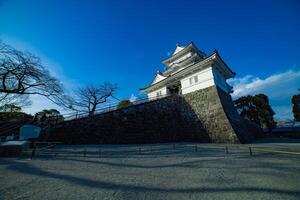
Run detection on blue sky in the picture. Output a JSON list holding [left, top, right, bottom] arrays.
[[0, 0, 300, 119]]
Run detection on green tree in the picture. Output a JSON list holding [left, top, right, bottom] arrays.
[[234, 94, 277, 132], [35, 109, 61, 117], [34, 109, 63, 124], [291, 91, 300, 122], [0, 104, 22, 112], [234, 96, 259, 124], [117, 100, 133, 109]]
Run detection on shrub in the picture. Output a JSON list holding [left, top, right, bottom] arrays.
[[117, 100, 133, 109]]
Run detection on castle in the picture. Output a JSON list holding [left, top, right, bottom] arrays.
[[141, 42, 234, 98], [48, 42, 262, 144]]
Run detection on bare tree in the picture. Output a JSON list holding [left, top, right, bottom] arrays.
[[74, 82, 118, 116], [0, 41, 72, 108], [0, 93, 31, 108]]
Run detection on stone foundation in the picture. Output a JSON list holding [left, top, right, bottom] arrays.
[[47, 86, 262, 144], [180, 86, 262, 143]]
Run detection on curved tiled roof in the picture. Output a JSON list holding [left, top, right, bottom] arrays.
[[140, 52, 235, 93]]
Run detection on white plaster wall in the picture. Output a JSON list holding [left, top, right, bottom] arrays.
[[180, 67, 215, 95], [148, 87, 168, 99], [180, 67, 232, 95]]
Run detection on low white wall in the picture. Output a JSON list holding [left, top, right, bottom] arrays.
[[148, 87, 168, 99]]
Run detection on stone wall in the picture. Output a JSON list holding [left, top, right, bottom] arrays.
[[47, 95, 209, 144], [180, 86, 262, 143], [47, 86, 262, 144]]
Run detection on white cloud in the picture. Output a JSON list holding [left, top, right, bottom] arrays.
[[228, 69, 300, 119]]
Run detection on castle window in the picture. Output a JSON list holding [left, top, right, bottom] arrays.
[[194, 75, 198, 83], [189, 77, 193, 85], [156, 91, 162, 97], [189, 75, 198, 85]]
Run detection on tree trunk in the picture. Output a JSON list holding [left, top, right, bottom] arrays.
[[89, 104, 96, 116]]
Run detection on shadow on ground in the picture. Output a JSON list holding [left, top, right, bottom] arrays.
[[1, 147, 300, 199]]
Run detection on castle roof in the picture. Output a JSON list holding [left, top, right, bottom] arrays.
[[140, 51, 235, 93], [162, 42, 206, 66], [151, 72, 166, 85], [172, 44, 185, 55]]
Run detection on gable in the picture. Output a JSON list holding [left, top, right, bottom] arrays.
[[151, 73, 166, 85], [173, 45, 185, 55]]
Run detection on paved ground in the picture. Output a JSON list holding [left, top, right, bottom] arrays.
[[0, 142, 300, 200]]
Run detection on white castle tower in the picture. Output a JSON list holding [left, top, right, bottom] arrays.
[[140, 42, 235, 98]]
